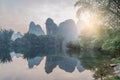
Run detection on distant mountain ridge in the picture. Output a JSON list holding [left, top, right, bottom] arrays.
[[27, 18, 78, 47], [28, 21, 45, 36], [57, 19, 78, 41], [46, 18, 58, 35], [46, 18, 78, 40]]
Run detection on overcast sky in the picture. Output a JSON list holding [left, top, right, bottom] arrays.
[[0, 0, 77, 33]]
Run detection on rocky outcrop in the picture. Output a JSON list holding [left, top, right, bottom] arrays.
[[28, 21, 45, 36], [114, 63, 120, 78], [45, 18, 78, 41], [57, 19, 78, 42], [11, 32, 23, 41], [45, 18, 78, 49], [45, 18, 58, 35]]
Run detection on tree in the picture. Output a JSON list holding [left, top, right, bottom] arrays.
[[75, 0, 120, 53], [66, 41, 81, 50]]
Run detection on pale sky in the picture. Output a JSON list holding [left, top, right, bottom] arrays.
[[0, 0, 77, 33]]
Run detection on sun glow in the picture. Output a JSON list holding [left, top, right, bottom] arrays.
[[80, 11, 91, 26], [79, 11, 100, 28], [77, 10, 101, 35]]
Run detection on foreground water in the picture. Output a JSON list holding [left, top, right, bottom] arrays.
[[0, 50, 111, 80]]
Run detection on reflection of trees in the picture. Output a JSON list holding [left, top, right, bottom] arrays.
[[79, 50, 111, 70], [0, 50, 12, 63], [20, 45, 60, 60], [93, 61, 114, 80], [0, 30, 13, 63], [22, 48, 40, 59], [66, 50, 114, 80], [14, 46, 85, 73]]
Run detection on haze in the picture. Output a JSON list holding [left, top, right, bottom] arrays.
[[0, 0, 77, 33]]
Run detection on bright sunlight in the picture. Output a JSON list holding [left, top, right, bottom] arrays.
[[80, 11, 91, 26], [78, 10, 101, 34]]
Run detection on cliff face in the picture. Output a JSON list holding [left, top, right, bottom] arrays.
[[46, 18, 58, 35], [45, 18, 78, 49], [28, 21, 45, 36], [57, 19, 78, 42], [28, 19, 78, 42], [46, 18, 78, 41]]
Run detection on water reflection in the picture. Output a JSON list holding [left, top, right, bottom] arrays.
[[0, 56, 93, 80], [0, 49, 12, 63], [66, 49, 114, 79], [0, 47, 114, 80], [45, 56, 84, 73], [28, 57, 43, 68]]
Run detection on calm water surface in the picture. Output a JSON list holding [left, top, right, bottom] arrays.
[[0, 50, 111, 80]]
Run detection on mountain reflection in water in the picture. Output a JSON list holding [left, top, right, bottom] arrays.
[[0, 48, 111, 80], [10, 52, 85, 74], [0, 53, 93, 80]]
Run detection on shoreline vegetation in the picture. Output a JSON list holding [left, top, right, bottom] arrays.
[[73, 0, 120, 79]]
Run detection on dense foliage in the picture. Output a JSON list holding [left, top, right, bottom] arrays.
[[0, 29, 63, 60], [105, 77, 120, 80], [66, 41, 81, 50], [74, 0, 120, 79], [12, 33, 63, 58], [74, 0, 120, 57]]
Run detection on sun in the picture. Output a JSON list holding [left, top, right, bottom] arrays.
[[79, 11, 100, 28], [77, 10, 101, 35], [80, 11, 91, 26]]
